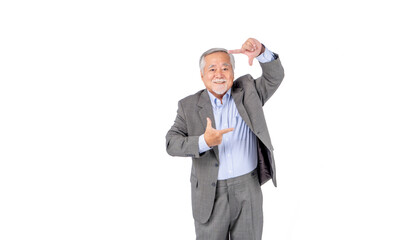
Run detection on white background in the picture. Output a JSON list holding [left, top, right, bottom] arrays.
[[1, 0, 404, 239]]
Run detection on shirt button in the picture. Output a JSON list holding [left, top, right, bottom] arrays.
[[211, 182, 216, 187]]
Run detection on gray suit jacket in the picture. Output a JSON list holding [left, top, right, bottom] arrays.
[[166, 54, 284, 223]]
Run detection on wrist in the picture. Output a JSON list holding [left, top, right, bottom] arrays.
[[204, 133, 211, 147], [199, 134, 212, 153], [259, 43, 265, 56]]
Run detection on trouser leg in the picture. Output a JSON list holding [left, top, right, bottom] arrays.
[[194, 185, 230, 240], [194, 170, 263, 240], [229, 172, 263, 240]]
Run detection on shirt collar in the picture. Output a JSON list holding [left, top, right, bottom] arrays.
[[207, 88, 232, 108]]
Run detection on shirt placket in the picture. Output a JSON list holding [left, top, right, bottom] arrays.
[[223, 97, 233, 178], [215, 102, 226, 178]]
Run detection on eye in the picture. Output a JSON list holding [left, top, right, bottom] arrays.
[[209, 69, 215, 72], [223, 68, 228, 71]]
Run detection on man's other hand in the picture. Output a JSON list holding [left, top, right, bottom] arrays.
[[204, 117, 234, 147], [228, 38, 265, 66]]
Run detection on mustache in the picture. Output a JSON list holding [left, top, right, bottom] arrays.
[[212, 79, 226, 83]]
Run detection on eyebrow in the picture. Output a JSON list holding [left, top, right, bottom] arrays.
[[208, 63, 230, 69]]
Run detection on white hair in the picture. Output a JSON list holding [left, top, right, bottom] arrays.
[[199, 48, 235, 75]]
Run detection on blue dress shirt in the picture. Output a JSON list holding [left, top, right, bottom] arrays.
[[199, 47, 275, 180]]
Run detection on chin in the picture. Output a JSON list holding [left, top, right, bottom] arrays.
[[212, 86, 228, 95]]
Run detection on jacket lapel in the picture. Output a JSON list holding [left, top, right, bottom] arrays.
[[197, 90, 219, 161], [231, 87, 254, 133]]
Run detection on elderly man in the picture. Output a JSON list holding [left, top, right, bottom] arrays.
[[166, 38, 284, 240]]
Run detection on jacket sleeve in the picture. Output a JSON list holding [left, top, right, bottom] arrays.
[[254, 53, 285, 106], [166, 100, 201, 158]]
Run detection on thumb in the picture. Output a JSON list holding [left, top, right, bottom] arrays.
[[206, 117, 212, 129], [248, 56, 254, 66]]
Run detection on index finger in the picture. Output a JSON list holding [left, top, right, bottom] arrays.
[[219, 128, 234, 134], [228, 49, 244, 54]]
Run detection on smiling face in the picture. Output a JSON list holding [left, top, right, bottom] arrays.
[[200, 52, 234, 100]]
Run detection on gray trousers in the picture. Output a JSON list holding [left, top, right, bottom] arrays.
[[194, 169, 263, 240]]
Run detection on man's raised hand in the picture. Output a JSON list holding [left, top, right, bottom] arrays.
[[228, 38, 265, 66], [204, 117, 234, 147]]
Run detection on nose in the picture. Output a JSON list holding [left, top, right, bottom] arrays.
[[215, 69, 224, 78]]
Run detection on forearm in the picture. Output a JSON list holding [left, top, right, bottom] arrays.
[[255, 53, 285, 105], [165, 101, 202, 158], [166, 132, 200, 158]]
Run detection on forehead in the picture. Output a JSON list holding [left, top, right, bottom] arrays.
[[204, 52, 231, 66]]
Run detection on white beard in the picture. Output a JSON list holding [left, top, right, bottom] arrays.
[[211, 79, 228, 95]]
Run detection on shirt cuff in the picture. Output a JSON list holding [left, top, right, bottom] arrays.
[[256, 45, 275, 63], [198, 134, 211, 153]]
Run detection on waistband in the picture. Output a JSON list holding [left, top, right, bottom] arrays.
[[216, 169, 258, 187]]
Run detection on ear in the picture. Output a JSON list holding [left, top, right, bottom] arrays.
[[200, 71, 204, 79]]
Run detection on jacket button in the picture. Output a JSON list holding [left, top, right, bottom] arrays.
[[211, 182, 216, 187], [215, 163, 219, 167]]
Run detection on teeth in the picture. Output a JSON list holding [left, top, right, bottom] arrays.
[[213, 80, 226, 83]]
